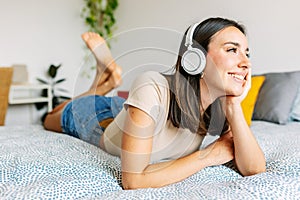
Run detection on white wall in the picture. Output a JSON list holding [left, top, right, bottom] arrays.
[[1, 0, 87, 124], [2, 0, 300, 125], [112, 0, 300, 74]]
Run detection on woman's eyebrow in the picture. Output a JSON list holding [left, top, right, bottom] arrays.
[[224, 41, 249, 52], [224, 41, 240, 47]]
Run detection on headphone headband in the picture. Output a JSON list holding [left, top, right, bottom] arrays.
[[185, 22, 201, 47]]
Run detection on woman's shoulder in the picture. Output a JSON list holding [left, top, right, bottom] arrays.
[[125, 71, 170, 124], [128, 70, 170, 105], [137, 70, 166, 80], [133, 71, 169, 88]]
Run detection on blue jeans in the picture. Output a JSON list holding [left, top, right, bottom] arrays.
[[61, 95, 125, 147]]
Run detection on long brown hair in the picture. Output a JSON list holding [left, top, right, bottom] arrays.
[[165, 17, 246, 135]]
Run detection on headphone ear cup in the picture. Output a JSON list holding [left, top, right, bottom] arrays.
[[181, 47, 206, 75]]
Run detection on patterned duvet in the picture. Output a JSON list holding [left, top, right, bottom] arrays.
[[0, 121, 299, 199]]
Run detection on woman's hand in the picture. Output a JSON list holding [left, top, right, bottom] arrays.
[[220, 69, 251, 118], [223, 69, 252, 106], [236, 69, 251, 103], [199, 131, 234, 167]]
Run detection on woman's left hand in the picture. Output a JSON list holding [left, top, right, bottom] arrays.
[[220, 69, 251, 118], [223, 69, 251, 105], [236, 69, 251, 103]]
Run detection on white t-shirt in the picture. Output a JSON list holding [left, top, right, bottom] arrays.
[[103, 71, 204, 164]]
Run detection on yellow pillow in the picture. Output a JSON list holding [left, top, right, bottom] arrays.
[[241, 76, 265, 126]]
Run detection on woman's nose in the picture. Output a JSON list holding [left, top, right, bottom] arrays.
[[238, 53, 251, 69]]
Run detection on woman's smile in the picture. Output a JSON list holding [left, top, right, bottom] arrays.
[[228, 72, 247, 84]]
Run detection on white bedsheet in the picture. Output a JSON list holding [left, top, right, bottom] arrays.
[[0, 121, 299, 199]]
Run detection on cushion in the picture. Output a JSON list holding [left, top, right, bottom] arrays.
[[290, 87, 300, 121], [241, 76, 265, 126], [252, 71, 300, 124], [117, 90, 129, 99]]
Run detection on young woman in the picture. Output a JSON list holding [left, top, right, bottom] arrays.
[[44, 17, 266, 189]]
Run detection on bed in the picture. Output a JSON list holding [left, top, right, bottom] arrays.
[[1, 71, 300, 199], [0, 121, 299, 199]]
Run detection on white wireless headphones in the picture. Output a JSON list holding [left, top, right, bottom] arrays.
[[181, 22, 206, 75]]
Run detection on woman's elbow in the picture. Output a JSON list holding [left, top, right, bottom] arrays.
[[122, 178, 137, 190], [122, 172, 146, 190], [242, 164, 266, 176]]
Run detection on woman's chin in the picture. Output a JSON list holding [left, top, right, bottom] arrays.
[[226, 89, 243, 97]]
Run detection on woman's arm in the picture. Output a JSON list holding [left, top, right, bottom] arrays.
[[222, 70, 266, 176], [121, 106, 234, 189], [224, 104, 266, 176]]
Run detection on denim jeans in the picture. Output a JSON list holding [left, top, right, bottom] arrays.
[[61, 95, 125, 147]]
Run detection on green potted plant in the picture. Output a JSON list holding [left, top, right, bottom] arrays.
[[81, 0, 119, 42], [35, 64, 70, 122]]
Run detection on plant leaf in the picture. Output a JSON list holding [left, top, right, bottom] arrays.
[[41, 89, 48, 97], [36, 78, 48, 84], [57, 88, 69, 92], [55, 78, 66, 84], [48, 64, 57, 78], [48, 64, 62, 78]]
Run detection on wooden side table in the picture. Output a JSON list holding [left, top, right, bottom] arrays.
[[9, 84, 53, 112]]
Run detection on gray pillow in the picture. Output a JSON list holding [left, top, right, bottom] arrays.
[[290, 87, 300, 121], [252, 71, 300, 124]]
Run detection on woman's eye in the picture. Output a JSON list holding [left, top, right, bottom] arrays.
[[227, 48, 237, 53]]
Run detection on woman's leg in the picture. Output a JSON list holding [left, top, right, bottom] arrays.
[[80, 32, 122, 96], [43, 32, 122, 132]]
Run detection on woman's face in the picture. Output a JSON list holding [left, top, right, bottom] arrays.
[[203, 26, 251, 97]]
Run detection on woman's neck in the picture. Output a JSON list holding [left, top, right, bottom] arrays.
[[200, 79, 219, 112]]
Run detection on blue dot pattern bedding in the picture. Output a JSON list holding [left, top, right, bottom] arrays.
[[0, 121, 299, 199]]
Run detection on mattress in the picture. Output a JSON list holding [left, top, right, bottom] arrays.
[[0, 121, 299, 199]]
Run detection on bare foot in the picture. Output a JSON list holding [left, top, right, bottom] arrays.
[[81, 32, 115, 71], [81, 32, 122, 90]]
